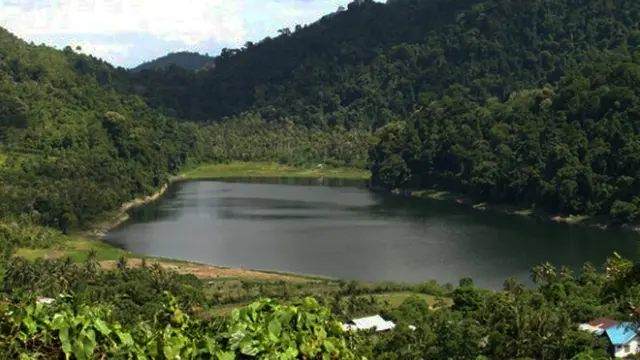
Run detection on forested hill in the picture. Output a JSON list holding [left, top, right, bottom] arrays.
[[0, 26, 204, 234], [0, 24, 369, 236], [5, 0, 640, 225], [131, 51, 215, 71], [129, 0, 640, 223], [131, 0, 640, 127]]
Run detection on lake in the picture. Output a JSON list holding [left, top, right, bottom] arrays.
[[104, 179, 640, 289]]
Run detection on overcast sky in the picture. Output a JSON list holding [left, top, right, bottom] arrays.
[[0, 0, 376, 68]]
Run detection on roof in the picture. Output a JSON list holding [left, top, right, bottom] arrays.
[[345, 315, 396, 332], [605, 323, 639, 345], [588, 317, 620, 330]]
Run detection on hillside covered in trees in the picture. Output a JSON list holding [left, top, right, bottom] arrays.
[[129, 0, 640, 126], [0, 25, 366, 238], [0, 26, 204, 234], [132, 51, 215, 72], [123, 0, 640, 222]]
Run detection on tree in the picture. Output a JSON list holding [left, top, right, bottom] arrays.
[[0, 93, 29, 132], [610, 201, 638, 224]]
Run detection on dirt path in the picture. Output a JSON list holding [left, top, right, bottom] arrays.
[[99, 258, 307, 282], [43, 251, 66, 260]]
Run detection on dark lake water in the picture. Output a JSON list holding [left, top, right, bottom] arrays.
[[104, 178, 640, 289]]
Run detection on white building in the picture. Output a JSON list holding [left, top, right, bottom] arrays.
[[342, 315, 396, 332]]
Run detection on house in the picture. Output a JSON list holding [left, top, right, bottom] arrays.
[[342, 315, 396, 332], [604, 323, 640, 358], [579, 317, 620, 335]]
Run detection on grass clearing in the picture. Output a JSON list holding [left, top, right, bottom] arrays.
[[16, 237, 130, 262], [183, 162, 370, 180]]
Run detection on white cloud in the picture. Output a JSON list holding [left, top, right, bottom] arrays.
[[0, 0, 247, 45], [0, 0, 370, 66], [72, 40, 134, 62]]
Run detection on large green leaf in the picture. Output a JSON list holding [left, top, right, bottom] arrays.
[[268, 319, 282, 341], [239, 338, 260, 356], [94, 319, 111, 336]]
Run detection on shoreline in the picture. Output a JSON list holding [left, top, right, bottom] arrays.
[[75, 163, 638, 286], [89, 162, 369, 240], [88, 177, 184, 239], [76, 162, 372, 282], [400, 188, 639, 234]]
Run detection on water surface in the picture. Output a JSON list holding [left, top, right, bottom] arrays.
[[104, 179, 640, 288]]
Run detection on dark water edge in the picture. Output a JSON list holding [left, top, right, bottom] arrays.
[[104, 178, 640, 289]]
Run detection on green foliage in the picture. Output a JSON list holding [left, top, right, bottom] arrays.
[[117, 0, 640, 223], [1, 250, 639, 359], [133, 51, 215, 72], [5, 0, 640, 357], [387, 294, 431, 324], [2, 256, 205, 326], [128, 0, 640, 130], [0, 222, 64, 250], [0, 294, 357, 359], [0, 30, 205, 233], [221, 297, 356, 359], [198, 115, 371, 168], [369, 63, 640, 222]]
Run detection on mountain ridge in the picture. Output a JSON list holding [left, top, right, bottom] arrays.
[[131, 51, 215, 72]]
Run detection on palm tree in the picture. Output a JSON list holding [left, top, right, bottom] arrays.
[[116, 255, 128, 273], [531, 265, 544, 285], [558, 265, 573, 281], [84, 248, 98, 276], [541, 262, 557, 283], [503, 277, 524, 297]]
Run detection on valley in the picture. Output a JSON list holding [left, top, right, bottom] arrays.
[[3, 0, 640, 357]]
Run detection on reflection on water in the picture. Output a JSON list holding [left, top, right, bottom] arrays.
[[105, 179, 640, 289]]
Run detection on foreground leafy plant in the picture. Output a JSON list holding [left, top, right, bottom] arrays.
[[0, 293, 358, 359]]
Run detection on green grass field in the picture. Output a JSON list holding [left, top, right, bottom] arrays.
[[15, 237, 130, 262], [183, 162, 370, 180]]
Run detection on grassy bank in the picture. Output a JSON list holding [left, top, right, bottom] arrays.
[[15, 236, 129, 262], [182, 162, 371, 180]]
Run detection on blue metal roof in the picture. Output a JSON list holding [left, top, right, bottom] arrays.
[[605, 323, 639, 345]]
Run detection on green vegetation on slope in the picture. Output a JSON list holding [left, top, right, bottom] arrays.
[[123, 0, 640, 224], [368, 62, 640, 224], [129, 0, 640, 128], [0, 27, 204, 236], [132, 51, 215, 72], [0, 27, 365, 239], [198, 114, 372, 168]]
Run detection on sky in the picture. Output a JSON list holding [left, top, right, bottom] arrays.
[[0, 0, 370, 68]]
